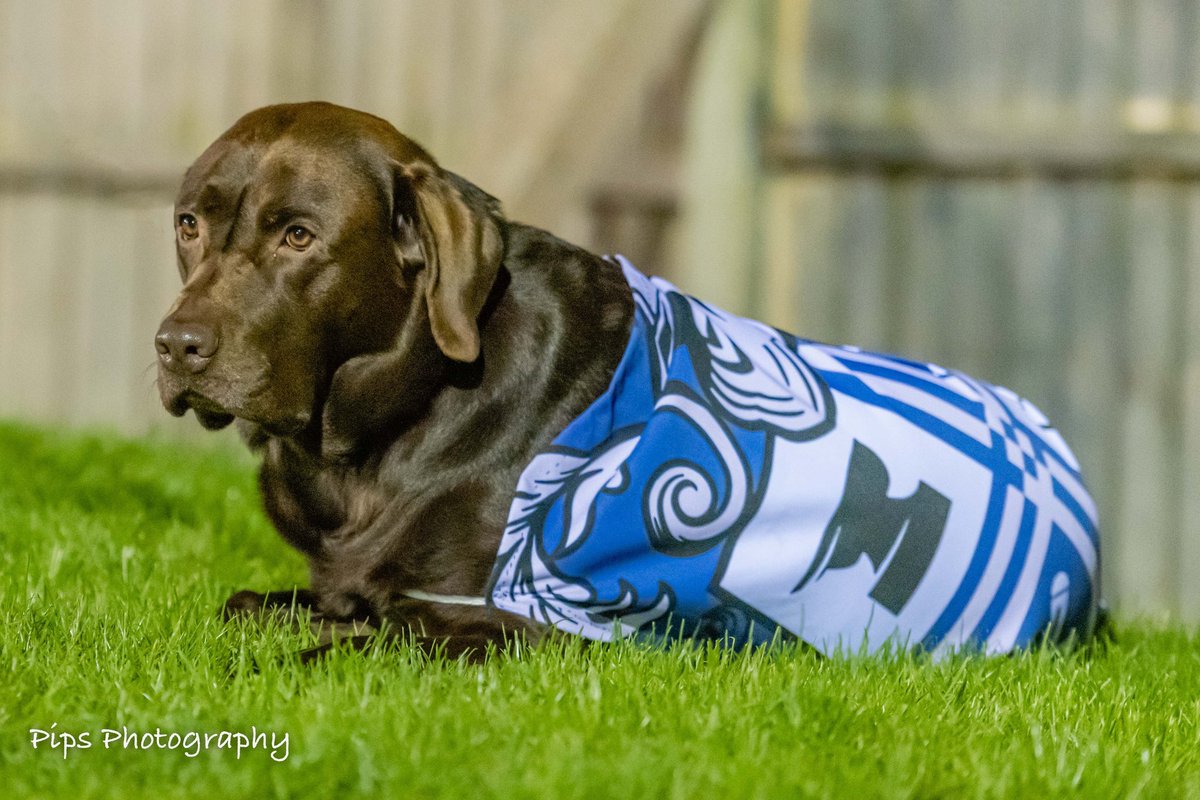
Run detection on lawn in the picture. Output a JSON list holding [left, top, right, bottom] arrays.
[[0, 419, 1197, 799]]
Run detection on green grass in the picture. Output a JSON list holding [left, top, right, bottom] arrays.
[[0, 420, 1198, 799]]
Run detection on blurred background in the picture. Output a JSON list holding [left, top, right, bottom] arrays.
[[1, 0, 1197, 620]]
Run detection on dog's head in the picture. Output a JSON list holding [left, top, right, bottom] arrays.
[[155, 102, 504, 436]]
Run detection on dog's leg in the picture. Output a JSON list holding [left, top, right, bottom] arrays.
[[222, 588, 379, 643], [222, 588, 320, 625], [383, 600, 543, 662], [297, 630, 531, 665], [224, 591, 543, 664], [298, 636, 377, 664], [223, 587, 319, 618], [296, 600, 545, 664]]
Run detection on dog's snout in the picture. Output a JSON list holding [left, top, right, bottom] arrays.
[[156, 319, 219, 374]]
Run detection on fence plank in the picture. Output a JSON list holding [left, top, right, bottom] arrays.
[[2, 194, 67, 420], [1115, 182, 1181, 617], [0, 196, 15, 409], [837, 175, 888, 349], [1064, 182, 1127, 609], [892, 179, 953, 364], [132, 203, 183, 433], [767, 174, 839, 341], [1182, 186, 1200, 618]]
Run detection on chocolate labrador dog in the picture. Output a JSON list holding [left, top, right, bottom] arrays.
[[158, 102, 1102, 660], [157, 102, 631, 659]]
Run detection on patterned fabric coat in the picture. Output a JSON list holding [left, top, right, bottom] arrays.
[[487, 257, 1101, 655]]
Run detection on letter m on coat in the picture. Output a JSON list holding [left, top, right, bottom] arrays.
[[793, 440, 951, 614]]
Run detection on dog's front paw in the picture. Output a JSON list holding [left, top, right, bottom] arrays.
[[222, 588, 319, 623], [223, 589, 268, 621]]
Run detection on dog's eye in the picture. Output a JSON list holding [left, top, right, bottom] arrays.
[[285, 226, 314, 251], [177, 214, 199, 241]]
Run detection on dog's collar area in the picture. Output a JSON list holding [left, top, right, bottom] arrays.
[[401, 589, 488, 607]]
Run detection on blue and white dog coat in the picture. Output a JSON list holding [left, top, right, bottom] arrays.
[[487, 257, 1101, 655]]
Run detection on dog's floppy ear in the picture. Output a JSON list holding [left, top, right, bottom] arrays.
[[393, 161, 504, 363]]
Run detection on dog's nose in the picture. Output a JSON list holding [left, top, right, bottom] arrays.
[[155, 319, 219, 374]]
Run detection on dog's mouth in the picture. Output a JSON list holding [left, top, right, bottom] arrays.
[[163, 388, 236, 430], [162, 385, 309, 436]]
